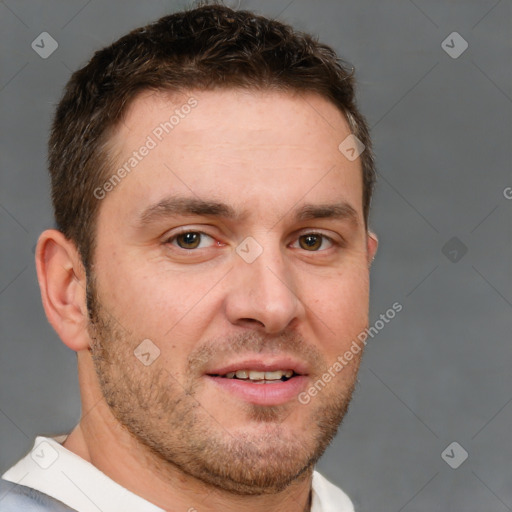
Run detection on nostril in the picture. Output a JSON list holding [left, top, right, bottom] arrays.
[[237, 318, 265, 328]]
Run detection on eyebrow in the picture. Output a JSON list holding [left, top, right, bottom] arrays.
[[138, 197, 239, 225], [295, 202, 359, 225], [137, 196, 359, 227]]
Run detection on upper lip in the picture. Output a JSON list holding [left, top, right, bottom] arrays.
[[206, 357, 310, 376]]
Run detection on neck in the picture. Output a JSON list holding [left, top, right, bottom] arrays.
[[63, 351, 313, 512]]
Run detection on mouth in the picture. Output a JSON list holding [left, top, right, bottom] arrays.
[[209, 369, 299, 384], [205, 360, 309, 406]]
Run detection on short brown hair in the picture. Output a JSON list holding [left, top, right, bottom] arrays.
[[49, 3, 376, 270]]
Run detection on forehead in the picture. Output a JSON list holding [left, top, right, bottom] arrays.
[[114, 87, 351, 146], [101, 88, 363, 225]]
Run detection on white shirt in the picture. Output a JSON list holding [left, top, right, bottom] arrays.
[[2, 436, 354, 512]]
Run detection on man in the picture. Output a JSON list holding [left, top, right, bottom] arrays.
[[1, 3, 378, 511]]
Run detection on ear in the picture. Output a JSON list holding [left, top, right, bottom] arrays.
[[35, 229, 90, 352], [366, 230, 378, 267]]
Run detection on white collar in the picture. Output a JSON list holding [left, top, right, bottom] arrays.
[[2, 436, 353, 512]]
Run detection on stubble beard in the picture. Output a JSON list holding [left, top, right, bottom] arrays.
[[85, 274, 358, 495]]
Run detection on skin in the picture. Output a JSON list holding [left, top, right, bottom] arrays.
[[36, 89, 378, 512]]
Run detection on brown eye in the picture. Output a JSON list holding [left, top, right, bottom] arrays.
[[298, 234, 323, 251], [176, 232, 201, 249]]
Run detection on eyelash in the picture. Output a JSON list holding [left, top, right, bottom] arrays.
[[290, 232, 335, 252], [165, 230, 339, 252], [167, 231, 218, 250]]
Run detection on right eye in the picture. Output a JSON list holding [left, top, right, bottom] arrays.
[[166, 231, 216, 250]]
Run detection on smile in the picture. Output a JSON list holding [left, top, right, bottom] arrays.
[[206, 362, 308, 406], [215, 369, 296, 383]]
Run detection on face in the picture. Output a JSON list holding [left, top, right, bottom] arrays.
[[86, 89, 375, 494]]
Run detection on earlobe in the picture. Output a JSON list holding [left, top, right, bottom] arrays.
[[366, 231, 378, 267], [35, 229, 90, 352]]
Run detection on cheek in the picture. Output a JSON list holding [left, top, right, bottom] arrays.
[[338, 267, 370, 321], [302, 264, 370, 350], [96, 252, 227, 343]]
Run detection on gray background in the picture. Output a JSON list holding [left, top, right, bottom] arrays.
[[1, 0, 511, 510]]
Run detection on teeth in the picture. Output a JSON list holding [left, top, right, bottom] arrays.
[[224, 370, 294, 381], [247, 370, 265, 380], [264, 370, 293, 380]]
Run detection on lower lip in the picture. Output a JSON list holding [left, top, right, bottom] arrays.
[[206, 375, 308, 406]]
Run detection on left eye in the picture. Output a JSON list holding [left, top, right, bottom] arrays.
[[168, 232, 215, 250], [294, 233, 334, 251]]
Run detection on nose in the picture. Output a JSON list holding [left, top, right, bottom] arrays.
[[224, 244, 304, 334]]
